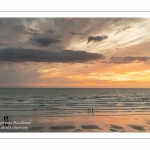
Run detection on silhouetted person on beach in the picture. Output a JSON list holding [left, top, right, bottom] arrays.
[[4, 113, 8, 126], [4, 115, 6, 122], [91, 108, 94, 115], [87, 108, 94, 115], [4, 115, 6, 126], [6, 114, 8, 122], [92, 108, 94, 114]]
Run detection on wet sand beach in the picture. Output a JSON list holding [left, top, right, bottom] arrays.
[[1, 114, 150, 132], [1, 88, 150, 133]]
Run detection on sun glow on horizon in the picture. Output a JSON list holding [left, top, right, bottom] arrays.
[[1, 18, 150, 88]]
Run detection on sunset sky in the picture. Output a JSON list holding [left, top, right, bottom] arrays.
[[0, 18, 150, 88]]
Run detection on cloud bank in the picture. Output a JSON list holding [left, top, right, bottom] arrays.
[[0, 48, 105, 63], [110, 56, 150, 63], [33, 37, 61, 47]]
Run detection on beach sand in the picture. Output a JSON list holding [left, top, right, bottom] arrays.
[[0, 114, 150, 132]]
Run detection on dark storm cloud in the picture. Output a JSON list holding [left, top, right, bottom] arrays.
[[33, 37, 61, 47], [87, 35, 108, 44], [0, 48, 105, 63], [110, 56, 150, 64], [11, 25, 37, 35]]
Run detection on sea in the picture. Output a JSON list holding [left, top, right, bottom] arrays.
[[0, 88, 150, 117]]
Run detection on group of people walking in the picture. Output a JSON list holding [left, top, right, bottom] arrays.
[[87, 108, 94, 114]]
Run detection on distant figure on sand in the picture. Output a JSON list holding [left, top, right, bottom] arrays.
[[4, 113, 9, 126], [4, 113, 8, 122], [4, 115, 6, 122], [92, 108, 94, 114], [6, 114, 8, 122], [87, 108, 94, 115]]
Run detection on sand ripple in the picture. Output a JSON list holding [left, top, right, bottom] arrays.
[[50, 125, 76, 130], [128, 125, 145, 131], [109, 124, 125, 132], [81, 125, 101, 129]]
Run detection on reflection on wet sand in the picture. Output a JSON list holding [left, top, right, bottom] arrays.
[[109, 124, 125, 132], [81, 125, 101, 130], [128, 125, 145, 131], [1, 114, 150, 132], [50, 125, 76, 131]]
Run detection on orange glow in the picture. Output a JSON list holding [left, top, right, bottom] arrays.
[[2, 18, 150, 88], [32, 61, 150, 88]]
